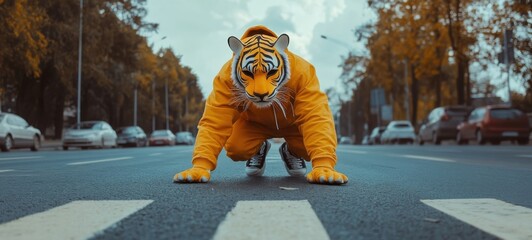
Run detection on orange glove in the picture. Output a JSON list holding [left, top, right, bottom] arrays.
[[306, 158, 348, 185], [173, 167, 211, 183], [306, 167, 348, 185]]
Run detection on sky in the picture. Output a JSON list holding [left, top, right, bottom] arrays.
[[144, 0, 375, 99]]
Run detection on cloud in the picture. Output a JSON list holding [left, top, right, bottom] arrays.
[[145, 0, 372, 97]]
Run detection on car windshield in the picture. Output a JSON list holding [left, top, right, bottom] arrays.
[[117, 128, 136, 134], [152, 131, 169, 137], [71, 122, 98, 130], [490, 109, 523, 119], [177, 132, 191, 137], [447, 107, 469, 116], [393, 123, 412, 128], [0, 114, 5, 122]]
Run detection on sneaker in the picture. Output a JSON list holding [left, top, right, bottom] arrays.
[[245, 141, 271, 176], [279, 142, 307, 176]]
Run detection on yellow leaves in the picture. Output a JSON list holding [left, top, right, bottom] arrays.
[[1, 0, 48, 78]]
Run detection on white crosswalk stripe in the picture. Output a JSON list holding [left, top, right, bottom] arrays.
[[0, 200, 153, 240], [421, 198, 532, 240], [213, 200, 330, 240]]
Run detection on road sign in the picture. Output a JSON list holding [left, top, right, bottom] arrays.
[[381, 105, 393, 121], [370, 88, 386, 108], [498, 29, 514, 65]]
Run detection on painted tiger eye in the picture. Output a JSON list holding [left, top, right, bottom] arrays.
[[242, 70, 253, 78], [267, 69, 278, 78]]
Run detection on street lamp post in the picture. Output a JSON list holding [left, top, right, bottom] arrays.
[[321, 34, 353, 137], [133, 83, 138, 126], [76, 0, 84, 125], [152, 80, 155, 132], [151, 36, 167, 132], [165, 77, 169, 130]]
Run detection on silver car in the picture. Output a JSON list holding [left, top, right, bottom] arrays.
[[62, 121, 117, 150], [0, 113, 42, 152], [175, 131, 195, 145]]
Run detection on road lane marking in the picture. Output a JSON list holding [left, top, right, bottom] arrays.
[[337, 150, 367, 154], [517, 155, 532, 158], [401, 155, 455, 162], [0, 200, 153, 240], [421, 198, 532, 240], [213, 200, 329, 240], [67, 157, 133, 166], [0, 169, 14, 173], [0, 156, 42, 161], [149, 153, 163, 156]]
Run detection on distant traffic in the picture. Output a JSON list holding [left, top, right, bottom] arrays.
[[344, 104, 531, 146]]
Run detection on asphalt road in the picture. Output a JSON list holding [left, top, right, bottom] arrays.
[[0, 143, 531, 239]]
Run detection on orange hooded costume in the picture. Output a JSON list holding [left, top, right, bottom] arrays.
[[174, 26, 347, 185]]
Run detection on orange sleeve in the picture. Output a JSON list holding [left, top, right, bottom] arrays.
[[293, 63, 338, 169], [191, 63, 240, 171]]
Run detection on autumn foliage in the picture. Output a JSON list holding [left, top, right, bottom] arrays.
[[0, 0, 204, 138], [339, 0, 531, 142]]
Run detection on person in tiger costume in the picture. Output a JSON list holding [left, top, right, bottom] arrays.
[[173, 25, 348, 185]]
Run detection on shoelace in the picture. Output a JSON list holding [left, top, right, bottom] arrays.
[[248, 156, 262, 167], [286, 158, 304, 169]]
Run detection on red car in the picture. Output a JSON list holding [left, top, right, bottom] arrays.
[[456, 105, 530, 145]]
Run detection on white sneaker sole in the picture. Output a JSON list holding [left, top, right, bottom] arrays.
[[279, 144, 307, 177], [245, 141, 271, 177]]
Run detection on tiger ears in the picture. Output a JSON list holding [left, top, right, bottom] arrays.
[[228, 34, 289, 53], [228, 36, 243, 54], [274, 34, 289, 52]]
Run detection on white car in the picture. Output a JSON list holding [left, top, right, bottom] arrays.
[[175, 131, 195, 145], [62, 121, 117, 150], [381, 121, 416, 144], [0, 113, 42, 152]]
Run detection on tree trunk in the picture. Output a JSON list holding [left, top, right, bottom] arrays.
[[410, 65, 418, 126], [456, 58, 465, 104], [54, 93, 64, 139], [465, 60, 471, 106]]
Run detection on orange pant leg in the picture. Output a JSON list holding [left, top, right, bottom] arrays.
[[225, 118, 270, 161]]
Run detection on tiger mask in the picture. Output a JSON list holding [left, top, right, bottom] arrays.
[[228, 33, 291, 110]]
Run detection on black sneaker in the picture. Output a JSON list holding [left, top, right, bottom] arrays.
[[279, 142, 307, 176], [245, 141, 271, 176]]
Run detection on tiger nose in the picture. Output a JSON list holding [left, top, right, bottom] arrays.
[[253, 92, 269, 101]]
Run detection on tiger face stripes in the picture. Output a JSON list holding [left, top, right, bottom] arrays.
[[228, 33, 290, 109]]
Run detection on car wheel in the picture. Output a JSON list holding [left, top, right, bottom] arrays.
[[63, 146, 69, 151], [1, 135, 13, 152], [31, 135, 40, 151], [490, 140, 501, 145], [476, 130, 486, 145], [432, 132, 441, 145], [418, 135, 424, 145], [456, 132, 468, 145], [101, 138, 105, 149]]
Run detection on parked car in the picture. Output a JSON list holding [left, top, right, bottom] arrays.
[[456, 105, 530, 145], [116, 126, 148, 147], [175, 131, 195, 145], [149, 130, 176, 146], [368, 126, 386, 145], [0, 113, 42, 152], [62, 121, 117, 150], [418, 106, 471, 145], [361, 135, 369, 145], [339, 136, 353, 145], [381, 121, 416, 144]]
